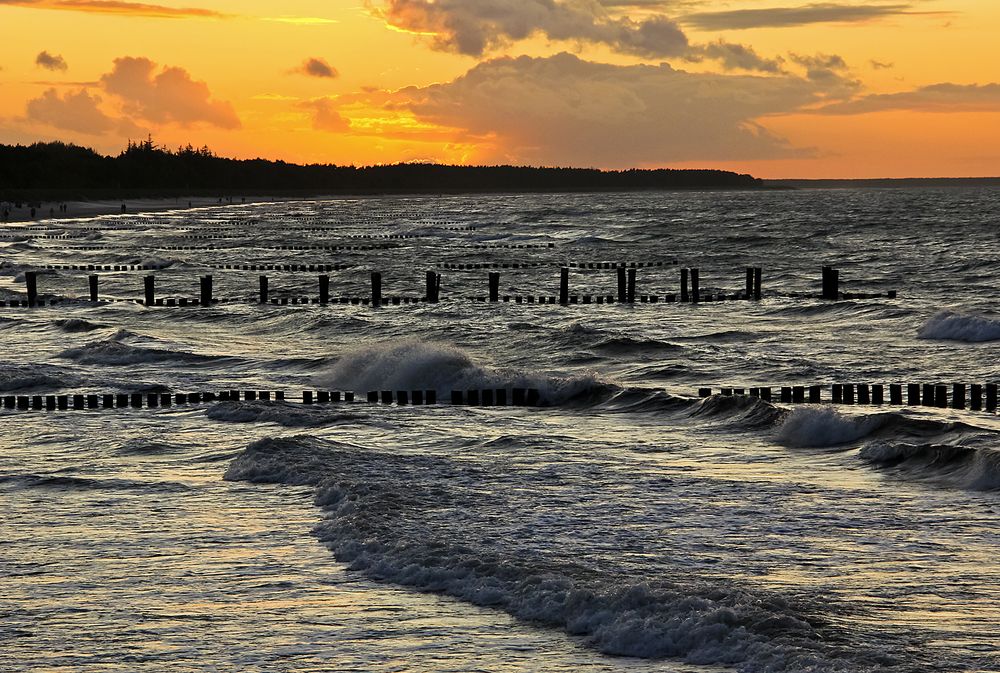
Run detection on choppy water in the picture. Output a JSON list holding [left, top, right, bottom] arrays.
[[2, 189, 1000, 672]]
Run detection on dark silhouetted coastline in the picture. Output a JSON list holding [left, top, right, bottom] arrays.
[[0, 140, 761, 201]]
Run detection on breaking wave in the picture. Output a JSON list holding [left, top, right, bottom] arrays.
[[859, 441, 1000, 491], [777, 407, 888, 448], [315, 339, 609, 406], [225, 435, 901, 672], [918, 310, 1000, 342]]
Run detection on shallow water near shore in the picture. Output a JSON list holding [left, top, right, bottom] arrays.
[[2, 188, 1000, 672]]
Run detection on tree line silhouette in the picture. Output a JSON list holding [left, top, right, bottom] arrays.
[[0, 138, 761, 198]]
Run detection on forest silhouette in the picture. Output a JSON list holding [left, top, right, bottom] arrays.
[[0, 139, 761, 199]]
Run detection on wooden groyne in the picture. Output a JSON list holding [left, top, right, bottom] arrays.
[[698, 383, 999, 412], [2, 266, 897, 308], [0, 387, 543, 412]]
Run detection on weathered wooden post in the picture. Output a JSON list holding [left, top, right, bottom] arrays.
[[617, 267, 626, 303], [907, 384, 920, 406], [89, 275, 99, 302], [889, 384, 903, 405], [259, 275, 268, 304], [627, 268, 636, 304], [319, 275, 330, 304], [971, 384, 983, 411], [745, 267, 753, 300], [560, 267, 569, 306], [426, 271, 440, 303], [691, 268, 700, 304], [680, 268, 689, 303], [200, 275, 213, 306], [144, 275, 155, 306], [952, 383, 966, 409], [371, 272, 382, 308], [489, 272, 500, 303], [25, 271, 38, 307], [987, 384, 998, 412], [872, 384, 884, 405], [754, 267, 762, 300]]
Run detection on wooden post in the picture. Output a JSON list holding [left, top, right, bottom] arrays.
[[952, 383, 966, 409], [89, 274, 99, 302], [907, 384, 920, 406], [754, 267, 762, 301], [627, 268, 636, 304], [970, 384, 983, 411], [200, 275, 213, 306], [25, 271, 38, 307], [489, 272, 500, 303], [371, 272, 382, 308], [560, 267, 569, 306], [809, 385, 822, 403], [858, 384, 870, 405], [426, 271, 440, 303], [680, 268, 689, 303], [889, 384, 903, 405], [922, 384, 935, 407], [691, 268, 700, 304], [745, 267, 753, 300], [143, 275, 155, 306], [319, 275, 330, 304], [987, 384, 998, 411], [843, 384, 855, 404], [780, 386, 792, 403], [935, 385, 948, 408], [872, 384, 884, 405], [832, 384, 843, 404], [792, 386, 805, 403], [821, 266, 830, 299], [617, 267, 626, 303], [259, 275, 268, 304]]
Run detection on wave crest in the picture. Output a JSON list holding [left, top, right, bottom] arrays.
[[918, 310, 1000, 342]]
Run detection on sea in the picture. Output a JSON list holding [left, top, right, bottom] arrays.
[[2, 188, 1000, 672]]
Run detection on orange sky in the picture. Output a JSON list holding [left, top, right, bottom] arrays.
[[0, 0, 997, 178]]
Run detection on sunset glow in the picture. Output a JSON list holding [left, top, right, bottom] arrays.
[[1, 0, 996, 178]]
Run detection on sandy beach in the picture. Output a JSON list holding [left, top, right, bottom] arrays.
[[0, 196, 302, 224]]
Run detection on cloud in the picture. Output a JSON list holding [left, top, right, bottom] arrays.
[[297, 57, 338, 79], [813, 83, 1000, 115], [100, 56, 240, 128], [263, 16, 338, 25], [299, 98, 351, 132], [0, 0, 226, 18], [35, 50, 68, 71], [870, 60, 894, 70], [789, 52, 850, 83], [374, 0, 688, 58], [689, 40, 784, 73], [681, 3, 936, 31], [25, 88, 115, 134], [375, 52, 830, 165]]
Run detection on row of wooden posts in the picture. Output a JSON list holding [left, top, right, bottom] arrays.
[[0, 387, 542, 411], [700, 383, 1000, 412], [12, 266, 890, 308]]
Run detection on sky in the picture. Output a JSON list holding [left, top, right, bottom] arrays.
[[0, 0, 997, 178]]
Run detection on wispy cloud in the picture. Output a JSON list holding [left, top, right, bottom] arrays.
[[681, 3, 942, 31], [0, 0, 227, 19], [262, 16, 337, 25], [812, 83, 1000, 114]]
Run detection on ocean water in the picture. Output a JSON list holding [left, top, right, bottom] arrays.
[[2, 188, 1000, 672]]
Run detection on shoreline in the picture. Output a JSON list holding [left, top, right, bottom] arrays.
[[0, 195, 312, 224]]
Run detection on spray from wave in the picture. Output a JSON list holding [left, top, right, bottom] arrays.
[[314, 339, 610, 405], [918, 310, 1000, 342]]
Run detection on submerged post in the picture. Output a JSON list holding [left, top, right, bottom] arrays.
[[143, 275, 155, 306], [319, 275, 330, 305], [754, 267, 762, 301], [25, 271, 38, 307], [559, 267, 569, 306], [691, 268, 700, 304], [88, 274, 99, 302], [745, 267, 753, 300], [259, 275, 269, 304], [681, 268, 689, 303], [200, 275, 213, 306], [627, 268, 636, 304], [617, 267, 626, 303], [488, 272, 500, 303], [371, 272, 382, 308]]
